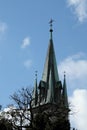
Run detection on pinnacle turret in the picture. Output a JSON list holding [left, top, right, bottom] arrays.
[[62, 72, 68, 108], [32, 71, 38, 106]]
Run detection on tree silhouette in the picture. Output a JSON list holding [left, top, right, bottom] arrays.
[[10, 87, 33, 129]]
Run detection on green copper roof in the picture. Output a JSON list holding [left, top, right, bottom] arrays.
[[42, 35, 59, 83], [41, 28, 59, 104], [46, 69, 54, 103]]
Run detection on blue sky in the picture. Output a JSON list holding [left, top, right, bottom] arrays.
[[0, 0, 87, 129]]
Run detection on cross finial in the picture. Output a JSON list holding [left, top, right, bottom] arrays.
[[49, 19, 54, 39], [49, 19, 54, 30], [35, 71, 38, 79], [64, 71, 66, 78]]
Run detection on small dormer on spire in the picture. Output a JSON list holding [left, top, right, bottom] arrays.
[[49, 19, 54, 39]]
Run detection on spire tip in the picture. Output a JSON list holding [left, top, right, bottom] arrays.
[[49, 19, 54, 32], [49, 19, 54, 39], [64, 71, 66, 78], [35, 71, 38, 79]]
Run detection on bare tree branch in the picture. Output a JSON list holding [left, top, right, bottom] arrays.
[[10, 87, 33, 128]]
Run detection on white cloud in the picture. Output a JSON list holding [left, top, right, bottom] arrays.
[[0, 22, 8, 34], [24, 59, 32, 69], [67, 0, 87, 22], [21, 37, 30, 49], [69, 89, 87, 130], [59, 53, 87, 79]]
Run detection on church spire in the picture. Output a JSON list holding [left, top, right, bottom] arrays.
[[40, 20, 59, 104]]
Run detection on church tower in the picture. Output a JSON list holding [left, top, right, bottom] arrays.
[[31, 20, 70, 130]]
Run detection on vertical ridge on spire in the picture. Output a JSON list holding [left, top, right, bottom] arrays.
[[46, 69, 54, 103]]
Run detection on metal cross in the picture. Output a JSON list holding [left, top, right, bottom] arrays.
[[64, 71, 66, 78], [49, 19, 54, 28], [35, 71, 38, 79]]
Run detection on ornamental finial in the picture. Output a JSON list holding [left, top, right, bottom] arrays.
[[49, 19, 54, 31], [64, 71, 66, 78], [35, 71, 38, 79], [49, 19, 54, 39]]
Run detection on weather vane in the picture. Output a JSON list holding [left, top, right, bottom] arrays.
[[49, 19, 54, 30], [64, 71, 66, 78], [35, 71, 38, 79]]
